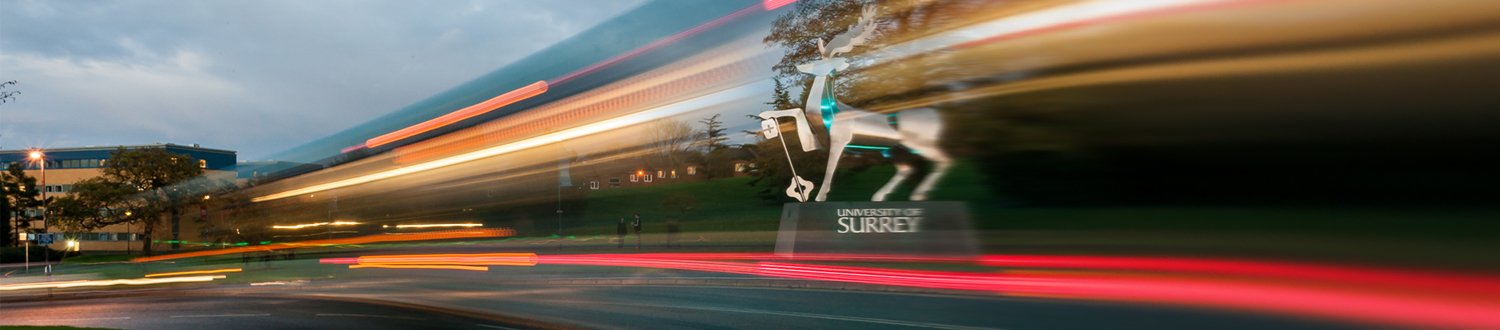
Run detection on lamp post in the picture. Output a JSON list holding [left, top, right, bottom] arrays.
[[28, 150, 47, 272], [125, 210, 133, 256], [28, 150, 44, 233]]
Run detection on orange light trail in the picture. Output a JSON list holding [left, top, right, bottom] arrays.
[[349, 264, 490, 272], [365, 80, 549, 148], [132, 228, 515, 262], [356, 253, 537, 267], [272, 221, 361, 229], [393, 223, 484, 229], [0, 275, 228, 291], [144, 268, 243, 278]]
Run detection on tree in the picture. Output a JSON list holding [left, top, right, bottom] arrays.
[[699, 114, 729, 152], [2, 163, 43, 247], [0, 80, 17, 105], [699, 114, 731, 179], [645, 119, 699, 170], [52, 148, 203, 255]]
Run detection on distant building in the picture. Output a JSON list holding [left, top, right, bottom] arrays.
[[0, 143, 236, 252]]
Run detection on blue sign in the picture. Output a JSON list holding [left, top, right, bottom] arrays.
[[36, 233, 54, 246]]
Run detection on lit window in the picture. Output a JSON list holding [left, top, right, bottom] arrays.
[[687, 166, 697, 175], [736, 163, 748, 173], [199, 159, 207, 168], [657, 170, 664, 178], [671, 170, 677, 178]]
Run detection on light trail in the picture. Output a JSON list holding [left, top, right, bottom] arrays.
[[349, 264, 490, 272], [547, 1, 779, 86], [144, 268, 243, 278], [356, 253, 537, 267], [0, 275, 227, 291], [271, 221, 361, 229], [365, 80, 549, 148], [252, 82, 765, 202], [392, 223, 484, 229], [132, 228, 515, 262], [504, 251, 1500, 328]]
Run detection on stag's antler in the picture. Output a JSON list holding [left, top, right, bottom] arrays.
[[824, 6, 879, 58]]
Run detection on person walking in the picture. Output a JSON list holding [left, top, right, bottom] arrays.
[[666, 220, 680, 248], [633, 213, 642, 249], [616, 217, 627, 248]]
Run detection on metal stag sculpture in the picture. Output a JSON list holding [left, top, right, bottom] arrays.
[[758, 7, 950, 202]]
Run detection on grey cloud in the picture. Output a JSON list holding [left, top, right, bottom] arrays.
[[0, 0, 644, 159]]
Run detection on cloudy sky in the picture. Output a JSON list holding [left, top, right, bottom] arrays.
[[0, 0, 643, 160]]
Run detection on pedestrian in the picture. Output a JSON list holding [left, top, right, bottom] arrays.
[[616, 217, 627, 248], [666, 220, 680, 248], [633, 213, 642, 249]]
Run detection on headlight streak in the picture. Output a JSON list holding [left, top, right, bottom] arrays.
[[131, 228, 515, 262], [144, 268, 244, 278], [365, 80, 549, 148], [349, 264, 491, 272], [331, 253, 536, 272], [393, 223, 484, 229], [0, 275, 228, 291], [271, 221, 361, 229], [252, 82, 767, 202], [250, 0, 1230, 202]]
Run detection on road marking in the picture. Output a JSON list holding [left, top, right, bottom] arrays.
[[475, 324, 524, 330], [603, 302, 999, 330], [17, 317, 131, 322], [316, 313, 420, 320], [170, 313, 270, 318]]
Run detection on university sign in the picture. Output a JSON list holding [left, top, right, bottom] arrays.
[[760, 5, 976, 257], [776, 202, 976, 257]]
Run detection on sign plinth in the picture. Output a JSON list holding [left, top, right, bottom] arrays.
[[775, 201, 976, 258]]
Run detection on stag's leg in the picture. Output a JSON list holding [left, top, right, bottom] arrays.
[[873, 162, 914, 201], [815, 141, 846, 202], [910, 148, 951, 201], [898, 108, 950, 201]]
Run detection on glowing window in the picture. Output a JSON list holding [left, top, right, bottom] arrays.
[[199, 159, 207, 168]]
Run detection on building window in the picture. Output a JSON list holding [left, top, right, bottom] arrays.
[[657, 170, 664, 178], [735, 163, 749, 173], [644, 174, 653, 183], [687, 166, 697, 175], [609, 177, 621, 187], [629, 174, 638, 182], [671, 170, 677, 178], [199, 159, 208, 168], [589, 180, 600, 190]]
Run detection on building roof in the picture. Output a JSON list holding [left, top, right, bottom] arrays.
[[0, 143, 235, 155]]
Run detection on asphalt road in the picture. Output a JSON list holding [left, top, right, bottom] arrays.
[[0, 295, 535, 329], [4, 269, 1358, 329]]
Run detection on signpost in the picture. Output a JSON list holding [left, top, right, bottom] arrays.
[[775, 201, 977, 258]]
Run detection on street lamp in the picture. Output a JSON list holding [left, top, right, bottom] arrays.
[[29, 150, 48, 271], [27, 150, 44, 232]]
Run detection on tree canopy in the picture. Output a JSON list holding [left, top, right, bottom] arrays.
[[50, 147, 206, 255]]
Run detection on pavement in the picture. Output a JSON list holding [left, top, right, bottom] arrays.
[[0, 294, 538, 329]]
